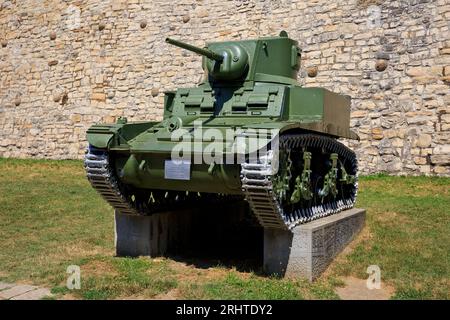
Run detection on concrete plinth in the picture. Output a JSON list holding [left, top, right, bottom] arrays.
[[114, 201, 262, 259], [263, 208, 366, 281], [115, 211, 171, 257], [114, 204, 365, 281]]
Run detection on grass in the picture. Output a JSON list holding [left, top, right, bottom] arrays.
[[331, 174, 449, 299], [0, 158, 448, 299]]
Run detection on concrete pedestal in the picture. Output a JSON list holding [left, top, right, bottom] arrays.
[[115, 211, 174, 257], [114, 204, 365, 281], [263, 208, 366, 281], [114, 201, 262, 259]]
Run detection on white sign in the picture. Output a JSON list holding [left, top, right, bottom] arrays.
[[164, 160, 191, 180]]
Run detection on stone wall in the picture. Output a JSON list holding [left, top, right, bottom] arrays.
[[0, 0, 449, 175]]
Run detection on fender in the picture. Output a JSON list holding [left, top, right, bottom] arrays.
[[86, 124, 118, 149]]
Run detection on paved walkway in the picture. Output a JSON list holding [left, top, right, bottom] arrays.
[[335, 277, 394, 300], [0, 282, 52, 300]]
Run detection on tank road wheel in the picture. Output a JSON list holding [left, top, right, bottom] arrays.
[[241, 133, 358, 230], [272, 148, 292, 202]]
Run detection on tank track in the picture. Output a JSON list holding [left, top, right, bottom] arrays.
[[84, 147, 138, 215], [241, 133, 358, 230], [84, 146, 241, 215]]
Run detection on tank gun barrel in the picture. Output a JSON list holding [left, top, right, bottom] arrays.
[[165, 37, 223, 62]]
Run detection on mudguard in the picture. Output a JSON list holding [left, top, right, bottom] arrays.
[[86, 125, 117, 149]]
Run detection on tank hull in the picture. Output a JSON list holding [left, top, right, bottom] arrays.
[[85, 85, 361, 226]]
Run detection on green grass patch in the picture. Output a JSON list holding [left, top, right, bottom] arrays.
[[340, 175, 450, 299], [0, 158, 448, 299], [182, 272, 305, 300]]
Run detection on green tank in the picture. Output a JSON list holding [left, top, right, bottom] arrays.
[[84, 31, 359, 230]]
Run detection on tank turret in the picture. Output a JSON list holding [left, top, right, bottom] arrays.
[[166, 31, 300, 83]]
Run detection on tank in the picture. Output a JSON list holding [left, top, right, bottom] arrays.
[[84, 31, 359, 230]]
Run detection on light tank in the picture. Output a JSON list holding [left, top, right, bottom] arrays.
[[84, 31, 359, 230]]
